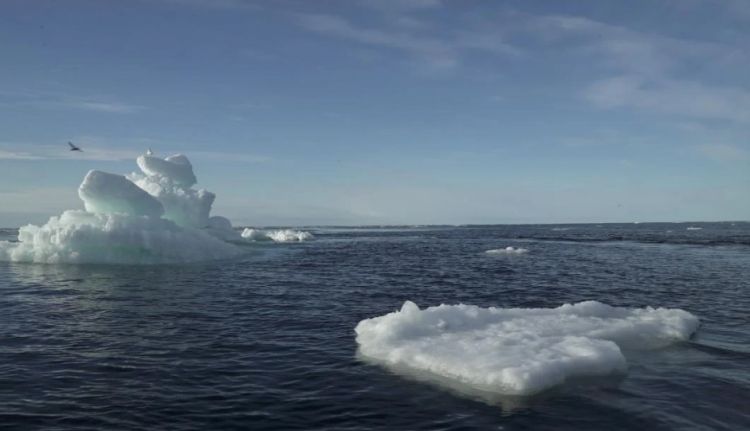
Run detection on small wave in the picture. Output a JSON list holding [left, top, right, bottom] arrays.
[[686, 227, 703, 231], [486, 247, 528, 255]]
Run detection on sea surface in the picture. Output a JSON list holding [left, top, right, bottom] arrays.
[[1, 222, 749, 430]]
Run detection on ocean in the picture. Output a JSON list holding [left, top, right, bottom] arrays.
[[1, 222, 748, 430]]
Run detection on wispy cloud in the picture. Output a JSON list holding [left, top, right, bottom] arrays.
[[298, 13, 459, 70], [584, 75, 750, 123], [0, 140, 271, 164], [0, 149, 43, 160], [0, 91, 145, 114], [694, 143, 749, 162], [525, 13, 749, 123], [157, 0, 259, 10], [297, 7, 519, 72], [0, 143, 141, 161], [357, 0, 443, 12]]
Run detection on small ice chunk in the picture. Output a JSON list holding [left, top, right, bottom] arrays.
[[240, 228, 313, 242], [486, 246, 528, 254], [78, 170, 164, 218], [355, 301, 699, 396]]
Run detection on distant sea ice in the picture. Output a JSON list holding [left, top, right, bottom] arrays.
[[486, 246, 528, 254]]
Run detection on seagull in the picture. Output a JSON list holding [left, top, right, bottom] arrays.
[[146, 148, 153, 156], [68, 141, 82, 152]]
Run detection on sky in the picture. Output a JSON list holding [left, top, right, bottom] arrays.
[[0, 0, 748, 226]]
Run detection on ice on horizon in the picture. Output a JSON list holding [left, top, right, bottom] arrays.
[[241, 228, 314, 243], [355, 301, 699, 397], [0, 153, 311, 264]]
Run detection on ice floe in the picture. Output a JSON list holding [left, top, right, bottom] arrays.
[[355, 300, 699, 396]]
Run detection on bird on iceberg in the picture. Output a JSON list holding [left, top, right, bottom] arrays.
[[68, 141, 82, 152]]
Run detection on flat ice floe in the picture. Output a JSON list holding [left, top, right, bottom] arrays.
[[355, 301, 699, 396], [486, 246, 528, 255]]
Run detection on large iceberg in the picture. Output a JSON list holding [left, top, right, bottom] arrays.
[[356, 300, 699, 396], [0, 153, 246, 264]]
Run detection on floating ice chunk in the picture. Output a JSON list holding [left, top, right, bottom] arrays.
[[486, 246, 528, 255], [78, 170, 164, 218], [266, 229, 314, 242], [355, 301, 699, 396], [0, 210, 241, 264], [240, 228, 313, 242], [136, 154, 197, 186], [129, 172, 214, 228]]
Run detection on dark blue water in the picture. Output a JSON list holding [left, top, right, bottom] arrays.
[[1, 223, 749, 430]]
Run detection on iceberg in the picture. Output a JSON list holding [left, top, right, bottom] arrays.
[[1, 210, 239, 264], [355, 300, 699, 396], [0, 152, 247, 264]]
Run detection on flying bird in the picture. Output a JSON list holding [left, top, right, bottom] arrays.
[[146, 148, 153, 156], [68, 142, 82, 152]]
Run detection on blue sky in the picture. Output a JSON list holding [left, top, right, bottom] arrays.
[[1, 0, 748, 226]]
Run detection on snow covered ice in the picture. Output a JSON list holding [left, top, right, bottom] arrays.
[[0, 152, 312, 264], [355, 300, 699, 396]]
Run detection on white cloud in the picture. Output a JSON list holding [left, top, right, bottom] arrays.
[[522, 13, 750, 124], [585, 75, 750, 123]]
